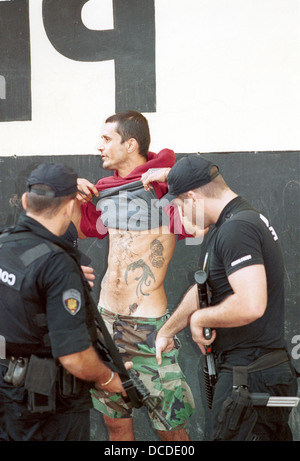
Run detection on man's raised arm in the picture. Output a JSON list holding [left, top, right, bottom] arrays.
[[141, 168, 171, 191], [72, 178, 99, 239]]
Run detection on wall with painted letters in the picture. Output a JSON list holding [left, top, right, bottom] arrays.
[[1, 0, 300, 155], [0, 0, 299, 441]]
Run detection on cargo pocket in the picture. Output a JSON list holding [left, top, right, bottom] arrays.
[[157, 362, 185, 391], [252, 362, 297, 396], [250, 362, 298, 432], [156, 362, 194, 425]]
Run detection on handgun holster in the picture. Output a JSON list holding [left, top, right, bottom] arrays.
[[214, 366, 257, 441]]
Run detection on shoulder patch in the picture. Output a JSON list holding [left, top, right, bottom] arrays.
[[62, 289, 82, 315]]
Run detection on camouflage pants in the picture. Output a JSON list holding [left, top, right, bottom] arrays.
[[91, 307, 195, 431]]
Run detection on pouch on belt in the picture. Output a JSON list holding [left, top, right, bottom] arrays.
[[24, 355, 58, 413]]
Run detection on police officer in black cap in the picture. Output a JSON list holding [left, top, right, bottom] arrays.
[[143, 154, 298, 441], [0, 162, 129, 441]]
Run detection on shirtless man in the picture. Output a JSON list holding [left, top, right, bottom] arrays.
[[73, 111, 194, 441]]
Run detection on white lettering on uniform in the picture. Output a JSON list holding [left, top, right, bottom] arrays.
[[231, 255, 252, 267], [0, 267, 16, 286], [259, 214, 278, 241]]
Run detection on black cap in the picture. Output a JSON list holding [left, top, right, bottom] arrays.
[[27, 163, 78, 197], [162, 154, 219, 203]]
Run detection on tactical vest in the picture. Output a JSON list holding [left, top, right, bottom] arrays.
[[0, 229, 95, 357]]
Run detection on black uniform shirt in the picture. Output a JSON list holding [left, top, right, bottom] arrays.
[[0, 214, 96, 359], [205, 196, 285, 353]]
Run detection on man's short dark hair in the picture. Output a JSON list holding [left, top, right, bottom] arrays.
[[26, 184, 76, 218], [106, 111, 150, 160]]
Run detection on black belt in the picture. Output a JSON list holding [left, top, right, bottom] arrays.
[[220, 349, 289, 378]]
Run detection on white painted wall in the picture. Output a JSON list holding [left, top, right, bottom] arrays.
[[0, 0, 300, 156]]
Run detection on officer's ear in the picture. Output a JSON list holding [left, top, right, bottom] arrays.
[[21, 192, 28, 211], [188, 189, 206, 201], [65, 198, 75, 218], [186, 190, 200, 203]]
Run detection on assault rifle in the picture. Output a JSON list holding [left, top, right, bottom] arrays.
[[84, 280, 172, 431], [194, 270, 217, 409]]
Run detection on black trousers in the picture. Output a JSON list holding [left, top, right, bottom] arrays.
[[210, 348, 298, 441], [0, 364, 91, 441], [2, 398, 90, 441], [0, 394, 8, 441]]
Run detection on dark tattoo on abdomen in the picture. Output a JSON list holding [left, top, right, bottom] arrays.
[[128, 303, 138, 315], [149, 239, 164, 268], [125, 259, 156, 297]]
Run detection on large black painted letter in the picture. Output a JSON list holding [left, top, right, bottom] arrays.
[[42, 0, 156, 112], [0, 0, 31, 122]]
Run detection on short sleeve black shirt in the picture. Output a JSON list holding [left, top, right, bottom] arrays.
[[204, 196, 285, 353]]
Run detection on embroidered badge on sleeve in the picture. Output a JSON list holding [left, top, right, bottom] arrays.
[[62, 289, 82, 315]]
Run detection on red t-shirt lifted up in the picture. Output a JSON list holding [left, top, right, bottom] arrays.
[[80, 149, 191, 240]]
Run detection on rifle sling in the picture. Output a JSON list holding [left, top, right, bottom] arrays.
[[84, 285, 142, 407]]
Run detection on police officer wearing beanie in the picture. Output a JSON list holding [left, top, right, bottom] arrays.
[[143, 154, 298, 441], [0, 163, 128, 441]]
